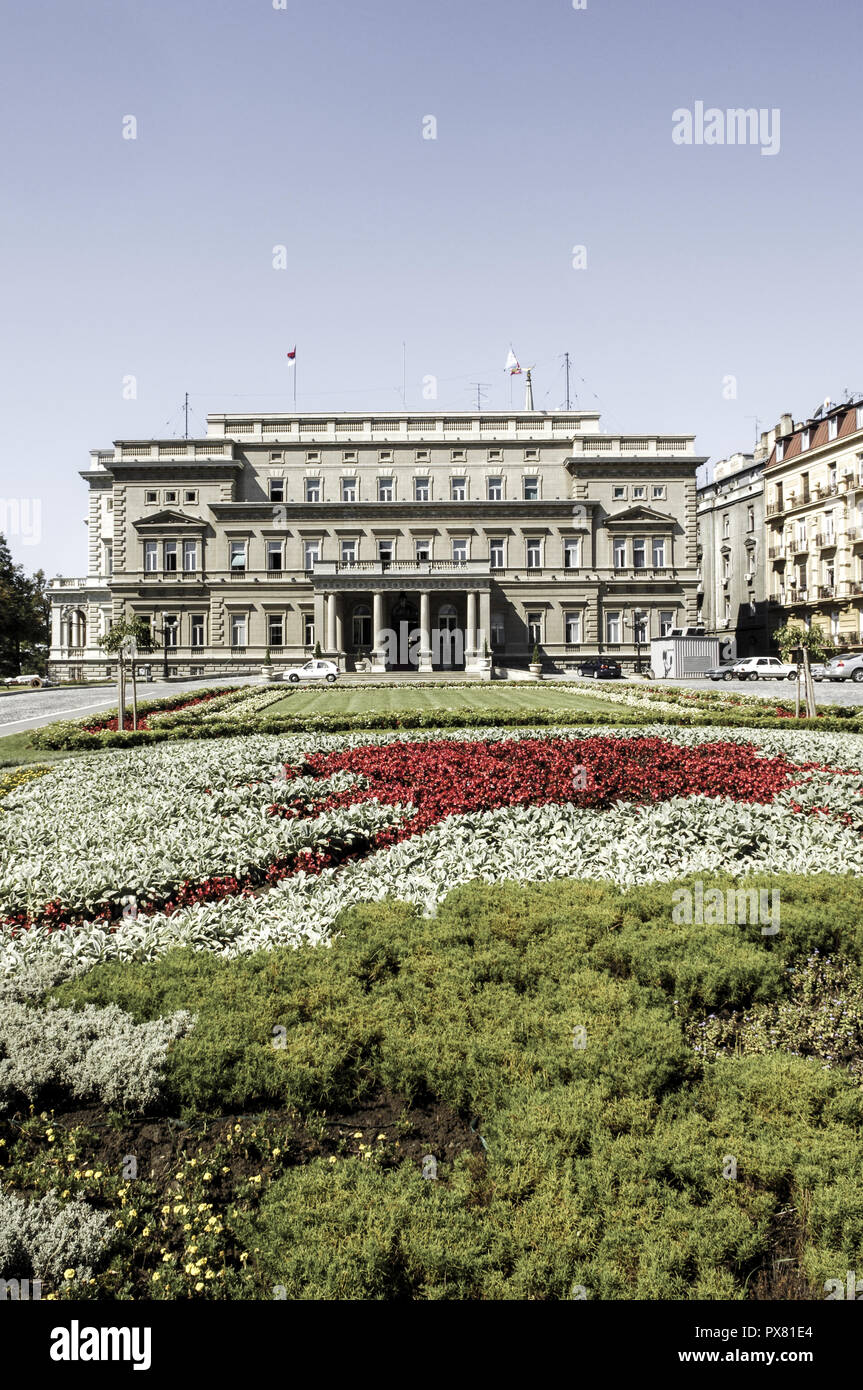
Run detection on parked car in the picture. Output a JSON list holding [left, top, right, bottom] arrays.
[[809, 663, 828, 682], [823, 652, 863, 683], [286, 659, 339, 683], [576, 658, 623, 680], [733, 657, 798, 682], [2, 673, 51, 687], [704, 662, 746, 682]]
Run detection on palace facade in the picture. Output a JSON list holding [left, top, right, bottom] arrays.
[[49, 409, 705, 678]]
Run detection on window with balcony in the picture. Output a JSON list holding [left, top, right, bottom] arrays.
[[526, 611, 543, 644], [303, 541, 320, 572], [526, 539, 542, 569], [182, 540, 197, 572], [268, 478, 285, 503], [489, 538, 505, 568], [230, 542, 246, 572], [266, 541, 283, 572], [564, 611, 582, 644], [341, 477, 357, 502], [415, 539, 431, 562], [230, 615, 246, 648], [378, 477, 394, 502], [377, 539, 394, 564], [144, 541, 157, 573], [451, 477, 467, 501], [652, 537, 666, 567], [452, 539, 468, 563], [267, 615, 284, 648], [164, 541, 178, 573], [606, 611, 621, 643], [523, 476, 539, 501], [613, 538, 627, 569], [305, 478, 321, 503], [632, 537, 646, 569], [487, 477, 503, 501], [340, 539, 357, 565], [414, 476, 430, 502]]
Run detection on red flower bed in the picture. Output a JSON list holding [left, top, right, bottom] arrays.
[[81, 689, 229, 734]]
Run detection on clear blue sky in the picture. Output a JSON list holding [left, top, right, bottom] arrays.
[[2, 0, 861, 575]]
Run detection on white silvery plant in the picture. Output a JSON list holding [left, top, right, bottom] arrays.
[[0, 1189, 115, 1285], [0, 1000, 194, 1111]]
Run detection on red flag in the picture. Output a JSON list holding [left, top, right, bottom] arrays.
[[286, 347, 296, 360]]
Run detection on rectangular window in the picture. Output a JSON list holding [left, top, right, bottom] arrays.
[[184, 490, 197, 504], [828, 417, 839, 440], [144, 541, 157, 572], [164, 540, 178, 572], [190, 615, 205, 648], [489, 538, 505, 568], [452, 539, 468, 563], [606, 611, 621, 643], [305, 478, 321, 503], [415, 539, 431, 562], [632, 485, 646, 500], [164, 490, 178, 504], [340, 539, 357, 565], [341, 477, 357, 502], [145, 490, 158, 504], [563, 538, 581, 569], [104, 542, 113, 576], [564, 611, 581, 644], [633, 610, 648, 644], [378, 477, 394, 502], [303, 614, 315, 647], [451, 477, 467, 501], [526, 539, 542, 569], [747, 506, 754, 532], [303, 541, 320, 572], [377, 539, 394, 564], [414, 476, 430, 502], [268, 615, 284, 647], [490, 612, 505, 647], [632, 537, 646, 569], [659, 610, 674, 637], [613, 537, 627, 569], [523, 476, 539, 501], [724, 595, 731, 620], [526, 611, 543, 644], [652, 537, 666, 567], [230, 615, 246, 648], [163, 615, 179, 647], [182, 540, 197, 572], [612, 486, 627, 501], [652, 486, 666, 500], [268, 478, 285, 503], [266, 541, 283, 572], [230, 541, 246, 572], [487, 477, 503, 501]]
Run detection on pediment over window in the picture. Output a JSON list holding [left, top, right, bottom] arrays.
[[604, 505, 676, 527], [133, 511, 208, 530]]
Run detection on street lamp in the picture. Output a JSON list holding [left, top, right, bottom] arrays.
[[624, 611, 647, 675]]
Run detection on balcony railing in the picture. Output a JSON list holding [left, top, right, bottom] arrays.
[[816, 533, 837, 548], [818, 585, 836, 599], [314, 559, 492, 577]]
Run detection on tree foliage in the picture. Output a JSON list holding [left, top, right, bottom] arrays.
[[0, 534, 49, 676]]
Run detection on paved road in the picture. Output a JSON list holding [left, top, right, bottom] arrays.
[[0, 676, 251, 737], [643, 675, 863, 708]]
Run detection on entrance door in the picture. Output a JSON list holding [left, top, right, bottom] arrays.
[[390, 594, 419, 670], [437, 603, 462, 670]]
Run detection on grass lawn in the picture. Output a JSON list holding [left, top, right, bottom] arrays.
[[263, 682, 625, 719], [0, 732, 85, 768]]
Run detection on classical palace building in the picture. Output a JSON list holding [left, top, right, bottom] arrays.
[[764, 398, 863, 648], [49, 408, 705, 679]]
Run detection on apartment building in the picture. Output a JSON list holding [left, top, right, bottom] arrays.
[[49, 409, 705, 678], [764, 398, 863, 647], [696, 450, 771, 657]]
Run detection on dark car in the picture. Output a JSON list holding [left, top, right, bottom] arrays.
[[576, 658, 623, 680]]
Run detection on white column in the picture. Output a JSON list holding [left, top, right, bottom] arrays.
[[418, 590, 432, 672], [466, 590, 477, 665], [327, 592, 337, 653], [335, 596, 344, 655], [479, 589, 491, 665], [372, 591, 386, 671]]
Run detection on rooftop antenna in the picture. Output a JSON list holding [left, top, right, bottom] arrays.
[[471, 381, 490, 411], [745, 415, 761, 446], [184, 392, 190, 439], [563, 351, 572, 410]]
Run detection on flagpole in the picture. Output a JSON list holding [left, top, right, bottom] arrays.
[[293, 352, 297, 411]]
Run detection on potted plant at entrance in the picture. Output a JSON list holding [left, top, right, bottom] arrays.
[[477, 636, 493, 676], [529, 643, 543, 679], [261, 646, 274, 682], [314, 640, 323, 659]]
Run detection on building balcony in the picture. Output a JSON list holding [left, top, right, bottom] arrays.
[[768, 547, 786, 560], [787, 540, 809, 554], [815, 533, 837, 549], [818, 585, 836, 599], [766, 503, 785, 516], [315, 559, 492, 577]]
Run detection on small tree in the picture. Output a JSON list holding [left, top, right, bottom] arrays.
[[531, 643, 541, 667], [314, 640, 322, 659], [99, 616, 154, 731], [773, 620, 831, 719]]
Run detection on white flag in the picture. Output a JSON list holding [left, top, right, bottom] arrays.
[[505, 348, 522, 375]]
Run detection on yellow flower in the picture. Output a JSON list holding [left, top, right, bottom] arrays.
[[152, 1272, 161, 1282], [115, 1220, 124, 1229], [142, 1227, 150, 1237], [202, 1171, 212, 1182], [195, 1281, 204, 1292], [272, 1147, 281, 1158], [64, 1269, 76, 1280], [66, 1154, 75, 1161], [351, 1131, 363, 1138]]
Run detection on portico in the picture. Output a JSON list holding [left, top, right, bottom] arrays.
[[313, 561, 492, 673]]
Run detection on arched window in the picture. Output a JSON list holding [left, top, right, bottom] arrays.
[[352, 603, 371, 648]]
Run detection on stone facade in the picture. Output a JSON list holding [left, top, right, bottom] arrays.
[[49, 410, 705, 678], [696, 451, 772, 658]]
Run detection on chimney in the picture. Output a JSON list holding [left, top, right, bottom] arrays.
[[776, 412, 793, 438], [524, 368, 534, 411]]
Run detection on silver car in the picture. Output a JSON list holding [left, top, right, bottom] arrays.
[[824, 652, 863, 683]]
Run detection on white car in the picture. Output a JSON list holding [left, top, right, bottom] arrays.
[[733, 657, 798, 682], [3, 673, 51, 687], [286, 659, 339, 684]]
